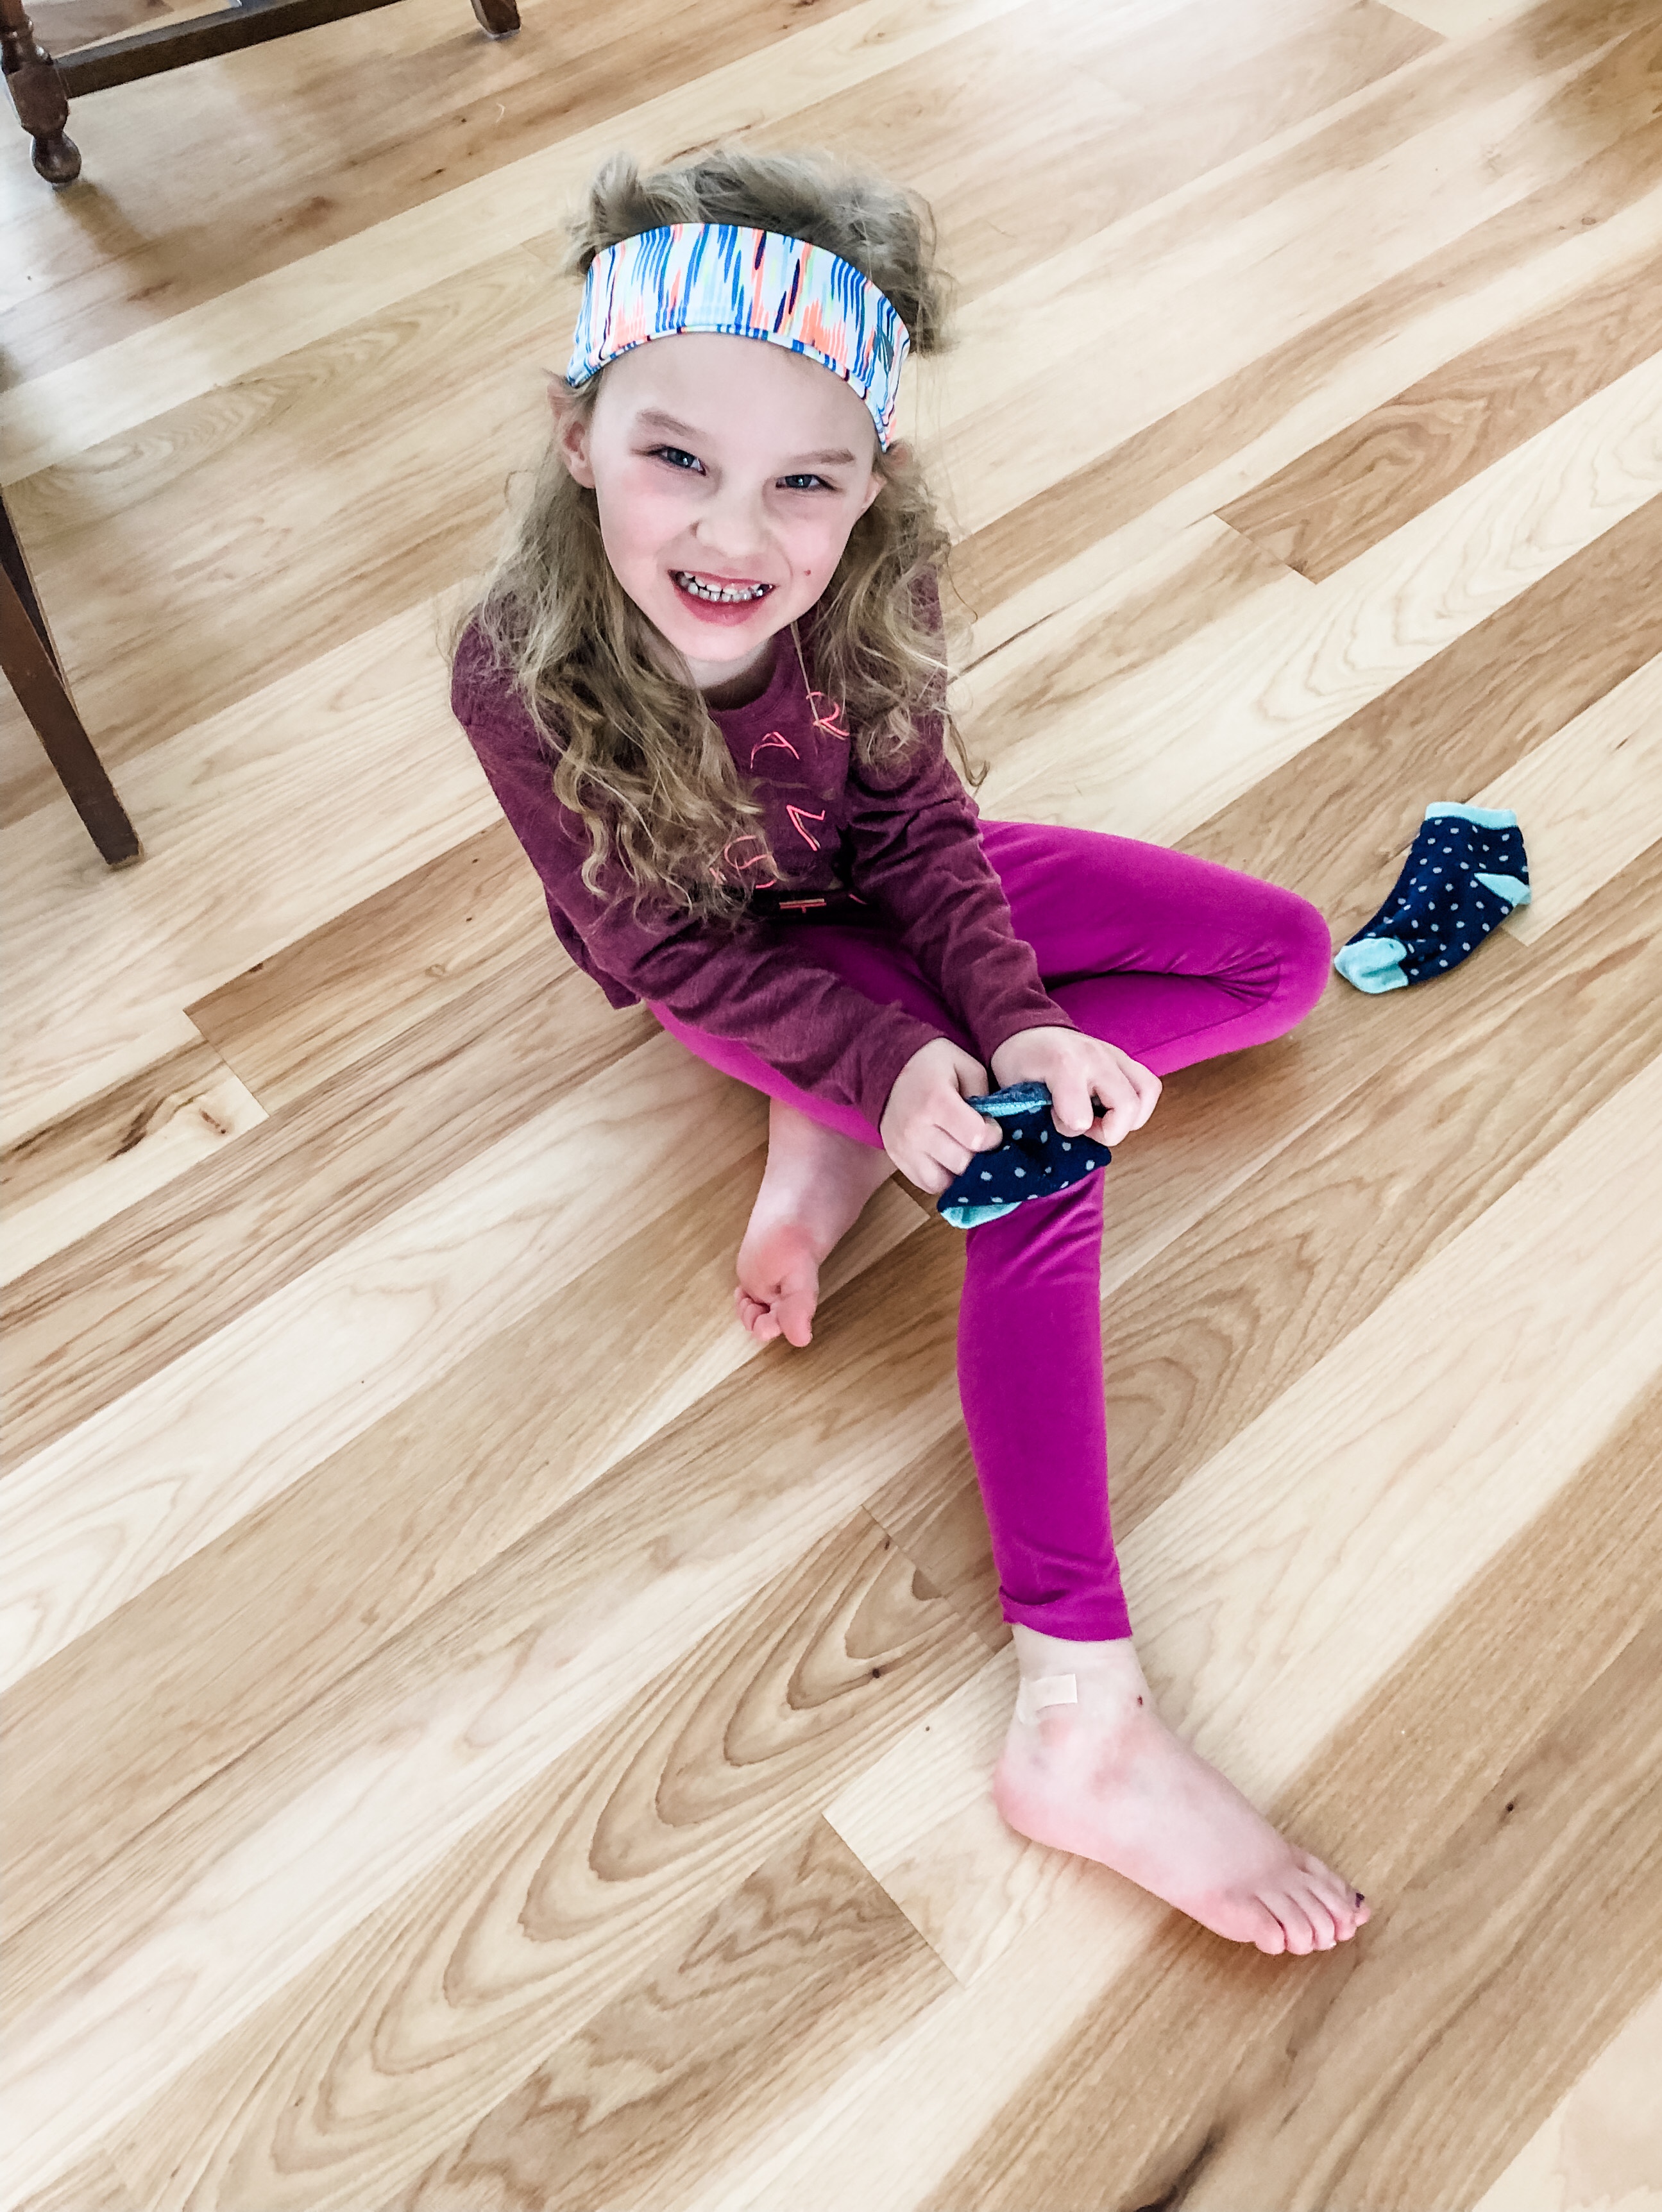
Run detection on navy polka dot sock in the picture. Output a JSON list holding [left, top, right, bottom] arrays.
[[1335, 803, 1531, 995], [937, 1082, 1112, 1230]]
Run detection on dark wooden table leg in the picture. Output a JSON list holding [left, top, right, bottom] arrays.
[[1, 509, 141, 868], [0, 0, 81, 183], [470, 0, 518, 36]]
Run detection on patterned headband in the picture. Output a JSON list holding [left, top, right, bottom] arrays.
[[566, 223, 910, 448]]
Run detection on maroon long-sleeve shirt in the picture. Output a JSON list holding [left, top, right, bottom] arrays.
[[450, 606, 1072, 1128]]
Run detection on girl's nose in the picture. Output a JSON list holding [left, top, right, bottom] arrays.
[[697, 480, 769, 565]]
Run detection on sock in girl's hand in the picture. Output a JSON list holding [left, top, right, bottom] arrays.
[[1334, 804, 1531, 995], [937, 1083, 1112, 1229]]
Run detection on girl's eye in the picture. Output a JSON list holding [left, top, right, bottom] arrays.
[[649, 446, 704, 473], [778, 473, 831, 493]]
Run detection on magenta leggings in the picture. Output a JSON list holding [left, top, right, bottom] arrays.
[[653, 821, 1331, 1640]]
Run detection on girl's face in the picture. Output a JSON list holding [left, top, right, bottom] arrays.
[[558, 332, 886, 695]]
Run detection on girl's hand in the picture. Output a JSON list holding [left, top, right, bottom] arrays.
[[990, 1025, 1161, 1146], [880, 1037, 1003, 1193]]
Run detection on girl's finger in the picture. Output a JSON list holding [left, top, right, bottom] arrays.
[[931, 1132, 979, 1179], [1089, 1064, 1141, 1145], [1125, 1062, 1162, 1129], [1049, 1074, 1097, 1139], [939, 1091, 998, 1153]]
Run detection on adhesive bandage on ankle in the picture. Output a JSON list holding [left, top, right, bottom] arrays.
[[1015, 1673, 1078, 1724]]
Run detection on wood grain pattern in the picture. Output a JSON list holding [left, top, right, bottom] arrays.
[[0, 1035, 265, 1282], [1476, 1977, 1662, 2212], [98, 1514, 983, 2212], [1478, 652, 1662, 944], [0, 1029, 758, 1685], [1, 948, 654, 1469], [1390, 0, 1539, 31], [755, 0, 1439, 316], [3, 248, 560, 820], [1, 1169, 924, 1944], [1101, 841, 1662, 1533], [187, 820, 551, 1110], [1183, 1619, 1662, 2210], [3, 1244, 966, 2199], [953, 94, 1662, 615], [8, 2145, 141, 2212], [1182, 492, 1662, 931], [0, 597, 500, 1139], [934, 6, 1662, 540], [983, 350, 1662, 846], [1220, 241, 1662, 579], [396, 1819, 954, 2212], [918, 1370, 1662, 2212]]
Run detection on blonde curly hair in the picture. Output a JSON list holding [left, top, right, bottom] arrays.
[[452, 146, 965, 917]]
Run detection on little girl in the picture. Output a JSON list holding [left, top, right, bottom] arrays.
[[450, 149, 1369, 1957]]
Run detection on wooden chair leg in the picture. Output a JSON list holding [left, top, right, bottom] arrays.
[[470, 0, 518, 36], [0, 556, 141, 869], [0, 0, 81, 183]]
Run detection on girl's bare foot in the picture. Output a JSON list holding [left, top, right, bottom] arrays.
[[994, 1628, 1371, 1955], [735, 1099, 895, 1347]]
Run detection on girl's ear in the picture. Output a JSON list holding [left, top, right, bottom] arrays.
[[860, 438, 906, 516], [548, 375, 597, 486]]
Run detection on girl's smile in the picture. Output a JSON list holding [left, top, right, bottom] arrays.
[[671, 570, 776, 622], [557, 332, 886, 692]]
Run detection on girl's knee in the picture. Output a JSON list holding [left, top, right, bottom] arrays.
[[1268, 887, 1335, 1025]]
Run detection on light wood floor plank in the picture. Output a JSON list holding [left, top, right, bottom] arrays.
[[0, 1037, 265, 1284], [1, 245, 559, 822], [955, 99, 1662, 622], [394, 1819, 955, 2212], [1479, 654, 1662, 944], [1, 948, 652, 1468], [0, 1028, 760, 1687], [982, 352, 1662, 846], [1182, 1621, 1662, 2211], [1, 1243, 965, 2199], [1182, 493, 1662, 932], [933, 6, 1659, 540], [1099, 840, 1662, 1533], [92, 1515, 985, 2212], [1221, 237, 1662, 581], [1476, 1977, 1662, 2212], [913, 1369, 1662, 2212], [8, 2144, 141, 2212], [1, 1170, 924, 1944], [1391, 0, 1539, 31], [750, 0, 1437, 313], [186, 822, 552, 1112], [0, 597, 498, 1143]]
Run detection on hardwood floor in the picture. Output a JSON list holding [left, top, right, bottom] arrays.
[[3, 0, 1659, 2204]]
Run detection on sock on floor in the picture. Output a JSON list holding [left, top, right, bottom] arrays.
[[1335, 803, 1530, 994], [937, 1082, 1112, 1229]]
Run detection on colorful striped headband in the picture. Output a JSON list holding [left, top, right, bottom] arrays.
[[566, 223, 910, 448]]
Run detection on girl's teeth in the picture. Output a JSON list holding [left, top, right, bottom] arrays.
[[676, 573, 770, 604]]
